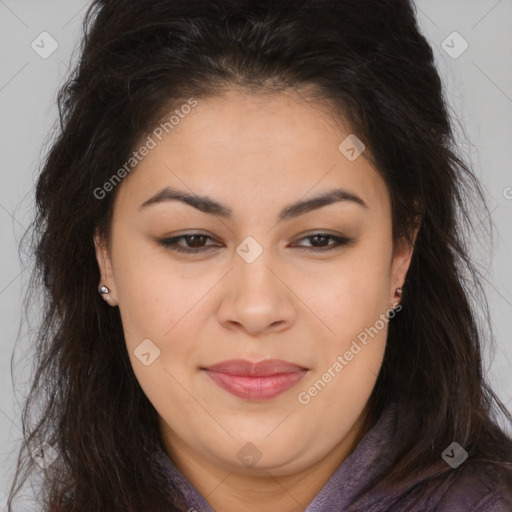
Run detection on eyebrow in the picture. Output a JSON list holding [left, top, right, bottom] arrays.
[[138, 186, 368, 221]]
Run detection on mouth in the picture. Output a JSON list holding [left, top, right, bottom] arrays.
[[201, 359, 309, 401]]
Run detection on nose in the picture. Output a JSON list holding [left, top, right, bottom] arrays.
[[216, 253, 297, 336]]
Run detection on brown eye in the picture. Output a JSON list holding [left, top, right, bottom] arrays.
[[157, 232, 353, 255], [292, 233, 353, 251], [158, 233, 222, 253]]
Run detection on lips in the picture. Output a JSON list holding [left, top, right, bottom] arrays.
[[202, 359, 308, 401]]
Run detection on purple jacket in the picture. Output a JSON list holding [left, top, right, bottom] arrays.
[[146, 402, 512, 511]]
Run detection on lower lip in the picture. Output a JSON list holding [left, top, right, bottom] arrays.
[[203, 370, 307, 401]]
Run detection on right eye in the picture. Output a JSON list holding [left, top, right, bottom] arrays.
[[157, 233, 223, 253]]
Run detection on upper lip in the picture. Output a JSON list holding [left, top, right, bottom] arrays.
[[202, 359, 308, 377]]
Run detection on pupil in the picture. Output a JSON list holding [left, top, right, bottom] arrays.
[[312, 235, 328, 247], [188, 235, 205, 247]]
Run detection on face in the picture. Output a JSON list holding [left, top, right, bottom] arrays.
[[95, 88, 415, 477]]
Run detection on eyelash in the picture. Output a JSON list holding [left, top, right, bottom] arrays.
[[157, 232, 353, 254]]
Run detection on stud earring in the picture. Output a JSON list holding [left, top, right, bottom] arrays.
[[391, 287, 403, 309], [99, 285, 111, 301]]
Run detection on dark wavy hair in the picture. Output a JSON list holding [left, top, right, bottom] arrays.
[[8, 0, 512, 510]]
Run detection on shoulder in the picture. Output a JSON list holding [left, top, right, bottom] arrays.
[[434, 462, 512, 512]]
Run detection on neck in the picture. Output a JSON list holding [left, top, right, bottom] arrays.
[[158, 403, 374, 512]]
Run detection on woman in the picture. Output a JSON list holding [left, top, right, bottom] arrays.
[[7, 0, 512, 510]]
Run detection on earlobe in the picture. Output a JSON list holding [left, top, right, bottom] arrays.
[[93, 230, 118, 306], [390, 228, 419, 308]]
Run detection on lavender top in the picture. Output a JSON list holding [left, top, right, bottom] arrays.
[[145, 402, 512, 511]]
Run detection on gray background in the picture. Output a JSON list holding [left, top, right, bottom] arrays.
[[0, 0, 511, 508]]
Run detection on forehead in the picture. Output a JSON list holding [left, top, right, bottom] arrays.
[[114, 89, 390, 218]]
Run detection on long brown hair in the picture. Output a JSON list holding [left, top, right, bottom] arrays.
[[8, 0, 512, 510]]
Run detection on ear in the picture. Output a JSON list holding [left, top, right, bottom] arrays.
[[390, 226, 419, 307], [94, 228, 118, 306]]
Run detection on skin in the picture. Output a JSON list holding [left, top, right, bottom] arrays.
[[94, 88, 417, 512]]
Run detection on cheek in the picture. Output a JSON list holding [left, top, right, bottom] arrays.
[[298, 274, 390, 414], [298, 240, 393, 404], [117, 265, 204, 419], [306, 239, 392, 335], [112, 236, 201, 341]]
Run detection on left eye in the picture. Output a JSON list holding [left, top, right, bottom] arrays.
[[157, 233, 353, 254], [292, 233, 352, 250]]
